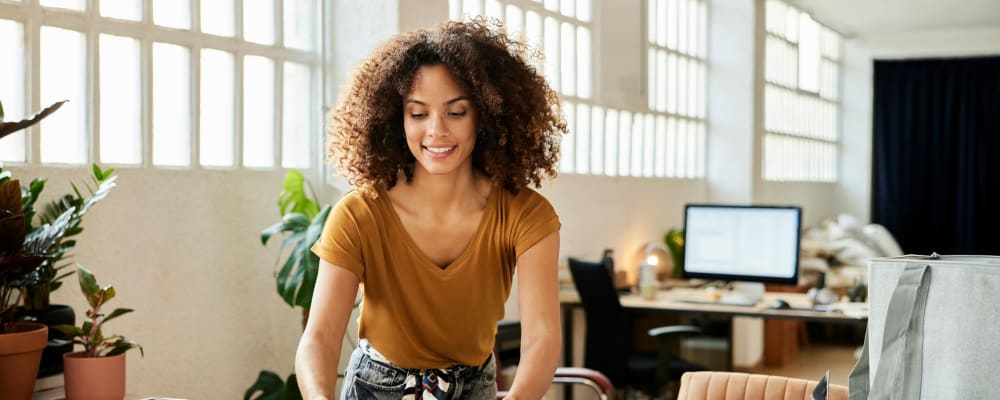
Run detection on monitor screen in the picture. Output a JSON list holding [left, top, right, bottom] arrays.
[[682, 204, 801, 285]]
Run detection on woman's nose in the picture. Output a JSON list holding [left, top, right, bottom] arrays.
[[426, 113, 447, 136]]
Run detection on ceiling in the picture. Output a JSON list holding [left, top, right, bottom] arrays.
[[787, 0, 1000, 38]]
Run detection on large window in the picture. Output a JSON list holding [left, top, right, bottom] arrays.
[[763, 0, 841, 182], [644, 0, 707, 178], [450, 0, 707, 178], [0, 0, 321, 170]]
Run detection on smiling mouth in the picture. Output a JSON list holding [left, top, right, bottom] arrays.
[[424, 145, 456, 154]]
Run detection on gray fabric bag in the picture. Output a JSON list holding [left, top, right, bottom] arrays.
[[849, 254, 1000, 400]]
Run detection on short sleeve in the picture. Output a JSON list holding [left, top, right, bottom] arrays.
[[311, 193, 366, 280], [512, 190, 561, 258]]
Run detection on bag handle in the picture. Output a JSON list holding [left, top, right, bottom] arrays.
[[849, 263, 930, 400]]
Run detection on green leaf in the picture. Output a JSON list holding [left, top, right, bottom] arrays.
[[244, 370, 285, 400], [102, 286, 116, 303], [77, 266, 100, 306], [51, 324, 84, 337], [278, 170, 320, 219], [260, 221, 287, 246], [276, 251, 302, 307], [105, 338, 142, 357], [0, 98, 5, 120], [82, 320, 93, 335], [294, 253, 319, 308], [101, 308, 133, 325]]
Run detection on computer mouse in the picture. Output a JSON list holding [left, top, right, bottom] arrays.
[[770, 299, 791, 310]]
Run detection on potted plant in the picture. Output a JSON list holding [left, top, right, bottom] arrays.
[[0, 99, 77, 399], [2, 98, 118, 376], [0, 181, 74, 399], [53, 265, 142, 400], [245, 170, 334, 400]]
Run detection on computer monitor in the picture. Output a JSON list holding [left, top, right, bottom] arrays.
[[682, 204, 801, 286]]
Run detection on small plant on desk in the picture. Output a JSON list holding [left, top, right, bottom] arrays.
[[53, 265, 143, 400]]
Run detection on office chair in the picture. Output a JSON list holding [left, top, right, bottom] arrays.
[[676, 371, 847, 400], [568, 257, 705, 398]]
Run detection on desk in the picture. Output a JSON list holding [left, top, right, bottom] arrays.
[[559, 287, 866, 388]]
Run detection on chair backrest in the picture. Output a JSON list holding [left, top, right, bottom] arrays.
[[567, 257, 630, 387], [676, 371, 848, 400]]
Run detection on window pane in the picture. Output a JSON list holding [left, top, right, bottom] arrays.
[[285, 0, 315, 50], [202, 0, 235, 36], [576, 26, 591, 99], [40, 0, 85, 11], [798, 13, 820, 92], [543, 17, 559, 92], [40, 27, 87, 164], [0, 20, 25, 162], [485, 0, 503, 19], [153, 0, 191, 29], [576, 0, 591, 22], [243, 56, 275, 167], [560, 100, 574, 173], [99, 34, 142, 165], [200, 49, 235, 167], [505, 5, 524, 38], [282, 62, 312, 168], [559, 22, 575, 96], [244, 0, 275, 45], [101, 0, 142, 21], [153, 43, 192, 166], [574, 103, 589, 174], [462, 0, 482, 19]]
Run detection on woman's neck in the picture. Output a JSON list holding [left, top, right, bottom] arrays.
[[397, 165, 490, 212]]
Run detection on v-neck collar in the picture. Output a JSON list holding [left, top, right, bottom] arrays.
[[379, 182, 499, 274]]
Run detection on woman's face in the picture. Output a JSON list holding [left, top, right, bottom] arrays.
[[402, 64, 478, 178]]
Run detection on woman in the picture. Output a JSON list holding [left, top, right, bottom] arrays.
[[296, 18, 566, 400]]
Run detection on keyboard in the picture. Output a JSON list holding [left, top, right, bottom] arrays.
[[673, 294, 760, 307]]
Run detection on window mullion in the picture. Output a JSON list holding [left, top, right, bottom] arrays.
[[88, 0, 99, 165], [28, 4, 42, 164], [274, 0, 284, 168], [273, 59, 283, 169], [141, 0, 153, 168]]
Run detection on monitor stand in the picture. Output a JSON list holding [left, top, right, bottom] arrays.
[[717, 282, 765, 306]]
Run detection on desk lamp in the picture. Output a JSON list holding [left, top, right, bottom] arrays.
[[636, 242, 670, 299]]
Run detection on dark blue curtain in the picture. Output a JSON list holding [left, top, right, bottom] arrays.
[[872, 56, 1000, 254]]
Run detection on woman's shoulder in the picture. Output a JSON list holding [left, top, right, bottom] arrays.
[[333, 188, 384, 217], [498, 185, 554, 211]]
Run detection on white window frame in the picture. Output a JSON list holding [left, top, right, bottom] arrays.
[[0, 0, 325, 171], [640, 0, 708, 179], [762, 0, 841, 182]]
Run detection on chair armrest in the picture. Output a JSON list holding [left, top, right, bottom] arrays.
[[647, 325, 702, 338], [495, 368, 614, 400]]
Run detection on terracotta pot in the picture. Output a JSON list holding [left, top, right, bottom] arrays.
[[0, 322, 48, 400], [16, 304, 76, 377], [63, 352, 126, 400]]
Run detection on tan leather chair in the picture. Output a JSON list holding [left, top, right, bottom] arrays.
[[676, 371, 848, 400]]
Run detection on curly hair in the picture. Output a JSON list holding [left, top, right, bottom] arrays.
[[327, 18, 567, 198]]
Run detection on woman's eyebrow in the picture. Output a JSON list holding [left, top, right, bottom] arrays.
[[405, 96, 470, 106]]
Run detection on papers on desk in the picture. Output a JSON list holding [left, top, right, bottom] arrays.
[[836, 302, 868, 318]]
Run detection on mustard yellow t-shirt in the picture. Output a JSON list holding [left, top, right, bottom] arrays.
[[311, 184, 560, 369]]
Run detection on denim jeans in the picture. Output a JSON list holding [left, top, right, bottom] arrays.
[[341, 340, 497, 400]]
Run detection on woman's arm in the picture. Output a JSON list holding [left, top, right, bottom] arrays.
[[506, 231, 562, 400], [296, 259, 361, 400]]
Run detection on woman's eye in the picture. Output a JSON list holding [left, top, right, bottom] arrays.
[[448, 111, 467, 118], [409, 113, 427, 119]]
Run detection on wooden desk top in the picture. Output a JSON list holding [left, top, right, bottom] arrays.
[[560, 287, 867, 324]]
